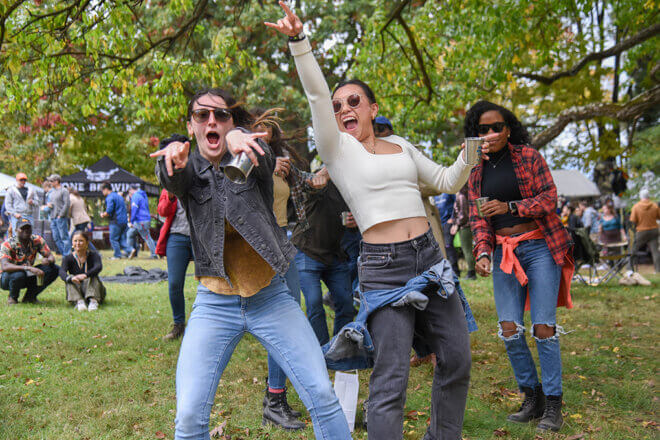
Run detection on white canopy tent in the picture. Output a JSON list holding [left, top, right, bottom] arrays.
[[550, 169, 601, 199]]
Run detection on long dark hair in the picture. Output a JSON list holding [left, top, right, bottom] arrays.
[[464, 100, 530, 145], [250, 107, 306, 168], [187, 87, 253, 128]]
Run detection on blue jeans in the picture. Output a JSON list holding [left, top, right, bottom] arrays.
[[166, 233, 193, 324], [1, 263, 59, 300], [295, 251, 355, 345], [174, 277, 351, 440], [108, 223, 130, 258], [267, 227, 303, 390], [341, 228, 361, 294], [50, 217, 72, 256], [493, 238, 563, 396], [128, 221, 157, 256]]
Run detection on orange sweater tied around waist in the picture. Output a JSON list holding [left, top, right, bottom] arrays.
[[496, 229, 573, 310]]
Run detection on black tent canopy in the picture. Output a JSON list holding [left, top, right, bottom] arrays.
[[61, 156, 159, 197]]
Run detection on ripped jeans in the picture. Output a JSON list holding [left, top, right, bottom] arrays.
[[493, 238, 563, 396]]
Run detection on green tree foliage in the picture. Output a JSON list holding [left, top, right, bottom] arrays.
[[1, 0, 657, 183]]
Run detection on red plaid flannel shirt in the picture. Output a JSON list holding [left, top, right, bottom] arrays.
[[468, 143, 572, 266]]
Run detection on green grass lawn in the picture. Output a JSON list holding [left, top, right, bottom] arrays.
[[1, 252, 658, 439]]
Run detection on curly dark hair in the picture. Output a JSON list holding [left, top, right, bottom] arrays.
[[463, 100, 531, 145], [187, 87, 253, 129]]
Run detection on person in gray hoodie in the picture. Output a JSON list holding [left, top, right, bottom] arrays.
[[5, 172, 36, 232], [47, 174, 72, 256]]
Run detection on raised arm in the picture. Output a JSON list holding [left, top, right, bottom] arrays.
[[265, 1, 341, 164]]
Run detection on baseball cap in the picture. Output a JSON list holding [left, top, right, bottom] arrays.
[[16, 172, 27, 180], [374, 116, 393, 129], [47, 173, 61, 182], [16, 217, 32, 230]]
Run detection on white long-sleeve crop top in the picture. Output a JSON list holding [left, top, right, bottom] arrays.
[[290, 38, 473, 233]]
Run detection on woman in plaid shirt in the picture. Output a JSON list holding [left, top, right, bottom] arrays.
[[466, 101, 573, 433]]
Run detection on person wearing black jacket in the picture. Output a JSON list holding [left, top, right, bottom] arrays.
[[151, 87, 350, 439], [291, 167, 355, 345], [59, 230, 105, 311]]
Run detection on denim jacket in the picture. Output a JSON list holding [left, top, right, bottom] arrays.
[[322, 260, 478, 370], [156, 133, 297, 281]]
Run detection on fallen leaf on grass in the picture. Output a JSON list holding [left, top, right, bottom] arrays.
[[570, 413, 582, 419], [493, 427, 508, 437], [155, 431, 166, 439], [566, 434, 586, 440], [405, 410, 419, 420], [209, 420, 226, 438]]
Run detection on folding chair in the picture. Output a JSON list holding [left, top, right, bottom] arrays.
[[572, 228, 631, 286]]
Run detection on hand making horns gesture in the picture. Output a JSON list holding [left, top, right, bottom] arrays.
[[264, 1, 303, 37], [149, 141, 190, 177]]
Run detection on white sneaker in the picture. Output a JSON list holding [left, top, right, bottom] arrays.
[[76, 300, 87, 311], [630, 272, 651, 286], [618, 276, 636, 286], [88, 299, 99, 311]]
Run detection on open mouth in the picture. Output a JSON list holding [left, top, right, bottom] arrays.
[[342, 117, 358, 131], [206, 131, 220, 147]]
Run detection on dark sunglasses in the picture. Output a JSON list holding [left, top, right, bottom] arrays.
[[191, 108, 232, 123], [477, 122, 506, 134], [332, 93, 362, 114]]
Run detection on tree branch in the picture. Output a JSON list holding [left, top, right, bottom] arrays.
[[0, 0, 26, 52], [532, 85, 660, 147], [514, 23, 660, 85], [380, 0, 433, 103]]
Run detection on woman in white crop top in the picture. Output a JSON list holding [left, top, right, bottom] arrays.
[[266, 3, 494, 439]]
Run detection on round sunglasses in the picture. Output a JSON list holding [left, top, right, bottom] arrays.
[[332, 93, 362, 114], [191, 108, 232, 124]]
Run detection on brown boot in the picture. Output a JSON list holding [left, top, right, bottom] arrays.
[[163, 323, 185, 340]]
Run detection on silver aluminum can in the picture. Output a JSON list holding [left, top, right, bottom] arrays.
[[464, 137, 484, 165], [476, 197, 490, 217], [341, 211, 350, 226], [224, 152, 254, 184]]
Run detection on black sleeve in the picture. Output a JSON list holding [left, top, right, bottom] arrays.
[[155, 134, 195, 201], [58, 255, 73, 281], [85, 252, 103, 278]]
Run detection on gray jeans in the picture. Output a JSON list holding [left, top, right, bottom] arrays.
[[629, 228, 660, 272], [360, 228, 471, 440]]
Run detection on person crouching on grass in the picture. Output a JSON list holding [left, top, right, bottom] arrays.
[[150, 87, 351, 440]]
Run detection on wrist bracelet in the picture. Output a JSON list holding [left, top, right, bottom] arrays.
[[288, 32, 306, 42]]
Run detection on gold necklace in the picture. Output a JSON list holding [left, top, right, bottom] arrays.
[[364, 139, 376, 154]]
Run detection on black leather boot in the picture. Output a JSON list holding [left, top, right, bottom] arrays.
[[537, 394, 563, 432], [262, 381, 301, 418], [262, 389, 305, 430], [507, 385, 545, 423]]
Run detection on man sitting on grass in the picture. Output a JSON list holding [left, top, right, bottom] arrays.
[[1, 218, 59, 305]]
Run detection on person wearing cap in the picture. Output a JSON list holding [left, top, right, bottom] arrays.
[[126, 184, 157, 259], [47, 174, 72, 256], [4, 172, 36, 233], [374, 115, 393, 137], [1, 218, 58, 305]]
